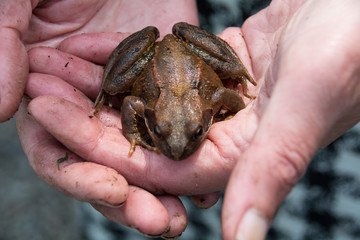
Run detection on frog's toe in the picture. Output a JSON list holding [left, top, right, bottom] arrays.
[[94, 90, 113, 114], [127, 138, 159, 157], [128, 139, 137, 157], [239, 76, 256, 100], [244, 92, 257, 100], [143, 144, 159, 154]]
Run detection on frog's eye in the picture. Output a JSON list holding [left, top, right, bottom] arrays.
[[192, 126, 203, 140], [152, 122, 170, 139], [154, 125, 162, 138]]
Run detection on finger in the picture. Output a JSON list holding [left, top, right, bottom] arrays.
[[190, 192, 221, 209], [21, 82, 187, 236], [26, 72, 94, 109], [27, 45, 234, 195], [218, 27, 259, 104], [25, 73, 232, 195], [15, 98, 128, 206], [158, 195, 188, 238], [28, 32, 151, 100], [0, 1, 33, 121], [218, 27, 254, 79], [222, 2, 360, 240], [28, 94, 233, 195], [92, 186, 171, 237], [58, 32, 131, 65], [28, 47, 104, 99], [26, 72, 122, 128]]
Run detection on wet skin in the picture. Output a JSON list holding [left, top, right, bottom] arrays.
[[94, 22, 256, 160]]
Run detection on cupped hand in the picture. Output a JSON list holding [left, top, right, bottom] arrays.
[[16, 30, 238, 236], [221, 0, 360, 239], [0, 0, 197, 122], [15, 0, 360, 238], [13, 0, 198, 238], [16, 9, 261, 239]]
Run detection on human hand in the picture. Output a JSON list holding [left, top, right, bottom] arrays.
[[0, 0, 197, 122], [17, 0, 360, 238], [221, 0, 360, 239], [14, 0, 199, 238], [17, 27, 251, 237]]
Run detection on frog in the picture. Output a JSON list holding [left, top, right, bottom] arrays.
[[94, 22, 256, 161]]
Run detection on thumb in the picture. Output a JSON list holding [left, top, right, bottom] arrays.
[[221, 65, 343, 238], [221, 88, 320, 240], [222, 1, 360, 238], [0, 0, 34, 122], [221, 45, 357, 240]]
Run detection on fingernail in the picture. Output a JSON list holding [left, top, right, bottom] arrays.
[[236, 208, 269, 240], [94, 200, 125, 208], [141, 226, 171, 238]]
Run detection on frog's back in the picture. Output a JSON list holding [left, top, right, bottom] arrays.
[[153, 34, 210, 97]]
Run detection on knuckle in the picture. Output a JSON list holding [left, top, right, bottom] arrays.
[[269, 138, 312, 190]]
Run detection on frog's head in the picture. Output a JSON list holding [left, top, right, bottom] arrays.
[[144, 97, 213, 160]]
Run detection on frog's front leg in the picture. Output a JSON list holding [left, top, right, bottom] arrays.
[[211, 87, 246, 120], [173, 22, 256, 99], [121, 96, 158, 156], [94, 26, 160, 114]]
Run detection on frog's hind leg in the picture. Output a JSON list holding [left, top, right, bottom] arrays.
[[94, 26, 160, 115], [102, 26, 160, 95], [173, 22, 257, 99]]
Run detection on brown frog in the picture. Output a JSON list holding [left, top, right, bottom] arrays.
[[94, 22, 256, 160]]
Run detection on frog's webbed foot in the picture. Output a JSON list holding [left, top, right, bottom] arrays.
[[94, 89, 113, 115]]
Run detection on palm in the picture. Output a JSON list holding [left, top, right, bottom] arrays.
[[20, 1, 305, 197], [14, 0, 360, 237], [24, 0, 196, 48], [205, 1, 308, 185], [23, 32, 264, 197], [0, 0, 197, 122], [15, 1, 200, 236]]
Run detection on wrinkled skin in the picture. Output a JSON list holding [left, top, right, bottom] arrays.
[[5, 0, 198, 238], [222, 1, 360, 239], [0, 0, 197, 122], [8, 0, 360, 239]]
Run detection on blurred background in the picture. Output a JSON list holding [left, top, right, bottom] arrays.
[[1, 0, 360, 239]]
